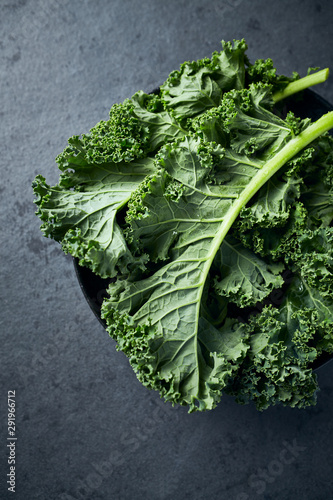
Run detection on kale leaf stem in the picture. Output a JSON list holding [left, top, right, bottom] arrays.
[[273, 68, 329, 103], [204, 111, 333, 272]]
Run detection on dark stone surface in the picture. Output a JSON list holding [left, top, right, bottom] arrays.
[[1, 1, 333, 499]]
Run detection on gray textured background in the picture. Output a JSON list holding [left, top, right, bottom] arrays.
[[1, 1, 333, 499]]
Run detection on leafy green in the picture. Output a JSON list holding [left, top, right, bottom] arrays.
[[226, 276, 333, 409], [56, 93, 185, 170], [32, 158, 156, 277], [160, 39, 248, 119], [246, 57, 299, 90], [213, 237, 284, 308], [100, 105, 333, 411], [33, 39, 333, 412]]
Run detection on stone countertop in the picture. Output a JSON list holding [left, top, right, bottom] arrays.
[[1, 1, 333, 499]]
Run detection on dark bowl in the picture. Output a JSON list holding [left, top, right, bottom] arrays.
[[73, 88, 333, 370]]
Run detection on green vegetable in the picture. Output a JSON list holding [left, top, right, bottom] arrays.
[[33, 40, 333, 412]]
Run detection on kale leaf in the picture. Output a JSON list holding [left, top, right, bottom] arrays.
[[33, 39, 333, 412]]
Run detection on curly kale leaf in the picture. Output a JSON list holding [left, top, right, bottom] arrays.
[[101, 245, 249, 412], [56, 100, 151, 167], [246, 57, 299, 93], [300, 134, 333, 225], [101, 128, 283, 410], [285, 227, 333, 296], [213, 237, 284, 308], [160, 39, 248, 119], [235, 134, 333, 262], [56, 94, 185, 169], [32, 158, 155, 278], [226, 275, 333, 410], [190, 84, 297, 160], [33, 38, 333, 413], [100, 101, 333, 411], [124, 91, 292, 263]]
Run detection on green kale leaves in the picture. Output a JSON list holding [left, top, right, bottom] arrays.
[[33, 40, 333, 412]]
